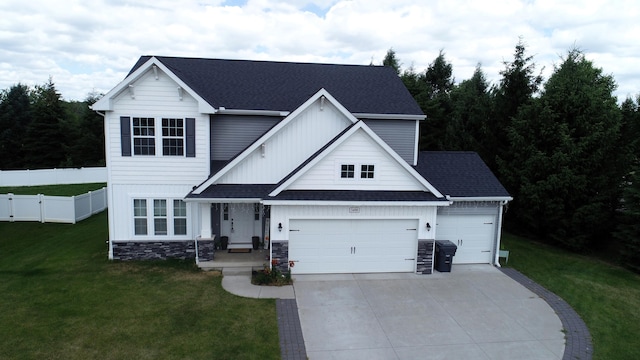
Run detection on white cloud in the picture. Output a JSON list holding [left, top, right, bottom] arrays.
[[0, 0, 637, 101]]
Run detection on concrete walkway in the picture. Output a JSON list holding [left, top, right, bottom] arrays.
[[220, 267, 295, 299], [220, 265, 593, 360]]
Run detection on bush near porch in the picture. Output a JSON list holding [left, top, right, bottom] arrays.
[[502, 232, 640, 360], [0, 211, 280, 360]]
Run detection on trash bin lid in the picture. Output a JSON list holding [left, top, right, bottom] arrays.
[[435, 240, 457, 249]]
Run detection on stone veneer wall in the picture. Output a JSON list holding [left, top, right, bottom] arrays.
[[271, 241, 289, 274], [416, 240, 435, 274], [197, 240, 215, 262], [112, 241, 196, 261]]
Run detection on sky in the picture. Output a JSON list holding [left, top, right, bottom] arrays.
[[0, 0, 638, 102]]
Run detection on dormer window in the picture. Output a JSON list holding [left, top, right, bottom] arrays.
[[341, 164, 355, 178], [361, 165, 375, 178]]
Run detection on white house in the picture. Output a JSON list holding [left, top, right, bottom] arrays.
[[92, 56, 511, 275]]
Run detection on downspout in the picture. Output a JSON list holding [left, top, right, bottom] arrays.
[[195, 236, 200, 265], [494, 199, 509, 267]]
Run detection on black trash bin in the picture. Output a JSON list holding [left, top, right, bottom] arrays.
[[435, 240, 457, 272]]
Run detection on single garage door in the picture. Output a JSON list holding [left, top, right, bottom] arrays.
[[436, 215, 496, 264], [288, 219, 418, 274]]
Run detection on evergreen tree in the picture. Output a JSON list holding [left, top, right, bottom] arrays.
[[382, 48, 401, 75], [504, 49, 623, 250], [494, 39, 543, 176], [616, 95, 640, 271], [418, 50, 454, 150], [66, 93, 105, 166], [0, 84, 32, 169], [448, 64, 492, 152], [23, 78, 67, 169]]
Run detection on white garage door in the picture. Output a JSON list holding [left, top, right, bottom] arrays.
[[288, 219, 418, 274], [436, 215, 496, 264]]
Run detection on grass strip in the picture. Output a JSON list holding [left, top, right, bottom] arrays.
[[502, 232, 640, 360]]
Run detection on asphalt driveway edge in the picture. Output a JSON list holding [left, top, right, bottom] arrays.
[[276, 299, 308, 360], [499, 267, 593, 360]]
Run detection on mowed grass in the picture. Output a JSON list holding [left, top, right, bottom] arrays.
[[0, 212, 280, 360], [502, 232, 640, 360], [0, 182, 107, 196]]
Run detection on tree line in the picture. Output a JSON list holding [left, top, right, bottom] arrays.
[[382, 39, 640, 272], [0, 78, 104, 170]]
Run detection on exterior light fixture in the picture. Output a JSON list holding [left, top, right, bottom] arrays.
[[426, 222, 431, 231], [278, 222, 283, 232]]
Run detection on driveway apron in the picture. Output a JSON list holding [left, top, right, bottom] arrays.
[[293, 265, 565, 360]]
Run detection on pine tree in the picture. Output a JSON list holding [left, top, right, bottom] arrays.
[[0, 84, 32, 169], [23, 78, 67, 169]]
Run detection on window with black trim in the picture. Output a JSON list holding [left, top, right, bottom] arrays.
[[341, 164, 355, 178], [360, 164, 375, 179], [132, 117, 155, 155], [223, 203, 229, 220], [162, 118, 184, 156]]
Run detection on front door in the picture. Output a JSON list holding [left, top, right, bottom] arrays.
[[224, 203, 256, 248]]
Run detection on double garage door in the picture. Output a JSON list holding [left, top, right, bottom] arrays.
[[436, 214, 496, 264], [288, 219, 418, 274]]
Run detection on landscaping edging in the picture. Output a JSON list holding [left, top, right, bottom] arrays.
[[499, 267, 593, 360]]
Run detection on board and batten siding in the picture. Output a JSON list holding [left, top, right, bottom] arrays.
[[106, 68, 209, 185], [269, 204, 437, 242], [218, 99, 352, 184], [363, 119, 417, 165], [210, 115, 282, 161], [287, 129, 425, 191]]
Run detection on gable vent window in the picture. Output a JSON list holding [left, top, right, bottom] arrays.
[[361, 165, 375, 179], [133, 117, 155, 155], [162, 118, 184, 156], [341, 164, 355, 178]]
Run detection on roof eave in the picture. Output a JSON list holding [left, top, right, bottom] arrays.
[[262, 200, 450, 206], [353, 113, 426, 120]]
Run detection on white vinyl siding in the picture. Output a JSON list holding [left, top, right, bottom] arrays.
[[288, 129, 424, 191], [218, 99, 352, 183], [105, 67, 208, 185]]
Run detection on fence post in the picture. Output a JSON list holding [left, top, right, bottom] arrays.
[[38, 194, 45, 223], [8, 193, 14, 223]]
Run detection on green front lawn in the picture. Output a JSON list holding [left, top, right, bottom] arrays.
[[0, 182, 107, 196], [502, 232, 640, 360], [0, 212, 280, 360]]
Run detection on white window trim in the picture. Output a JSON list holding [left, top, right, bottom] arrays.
[[131, 197, 191, 239], [130, 116, 187, 157]]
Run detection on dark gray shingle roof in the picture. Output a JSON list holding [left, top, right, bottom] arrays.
[[269, 190, 446, 202], [130, 56, 423, 115], [414, 152, 511, 198]]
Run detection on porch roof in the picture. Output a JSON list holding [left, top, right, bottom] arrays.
[[185, 183, 447, 203], [185, 184, 275, 200]]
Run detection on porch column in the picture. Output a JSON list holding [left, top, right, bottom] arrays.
[[200, 203, 212, 239]]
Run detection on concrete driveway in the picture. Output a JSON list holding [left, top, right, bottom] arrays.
[[293, 265, 565, 360]]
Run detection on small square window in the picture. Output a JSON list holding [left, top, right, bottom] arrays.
[[341, 164, 354, 178], [361, 165, 375, 179]]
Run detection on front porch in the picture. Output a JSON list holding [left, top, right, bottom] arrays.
[[198, 248, 270, 271]]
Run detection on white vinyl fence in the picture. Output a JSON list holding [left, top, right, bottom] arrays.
[[0, 167, 107, 187], [0, 187, 107, 224]]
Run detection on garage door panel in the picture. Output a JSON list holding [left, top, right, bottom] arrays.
[[289, 219, 417, 274], [436, 215, 495, 264]]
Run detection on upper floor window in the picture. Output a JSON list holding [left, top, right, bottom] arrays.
[[132, 117, 156, 155], [162, 118, 184, 156], [341, 164, 355, 178], [360, 165, 375, 179]]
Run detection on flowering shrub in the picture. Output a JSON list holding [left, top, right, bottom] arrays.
[[251, 258, 292, 286]]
